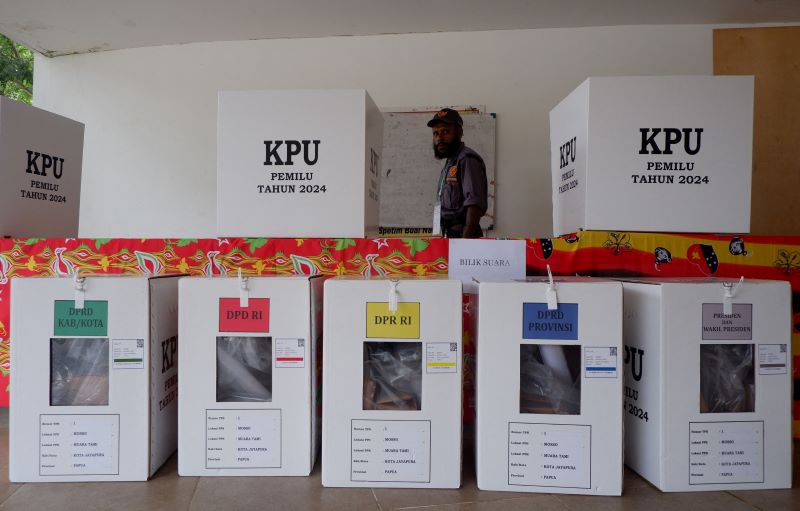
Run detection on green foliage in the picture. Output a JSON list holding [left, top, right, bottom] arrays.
[[0, 34, 33, 104]]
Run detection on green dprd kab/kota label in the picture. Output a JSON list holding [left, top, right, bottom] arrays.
[[54, 300, 108, 336]]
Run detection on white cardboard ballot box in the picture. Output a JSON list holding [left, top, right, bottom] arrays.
[[549, 76, 753, 236], [322, 277, 463, 488], [621, 278, 792, 492], [178, 275, 323, 476], [217, 89, 383, 238], [1, 96, 84, 238], [475, 278, 623, 495], [10, 275, 180, 482]]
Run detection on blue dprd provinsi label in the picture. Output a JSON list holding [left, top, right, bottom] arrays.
[[522, 303, 578, 340]]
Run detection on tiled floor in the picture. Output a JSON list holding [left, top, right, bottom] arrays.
[[0, 410, 796, 511]]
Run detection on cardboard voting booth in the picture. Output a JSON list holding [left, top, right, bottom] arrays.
[[217, 89, 383, 238], [10, 275, 179, 482], [475, 278, 624, 495], [322, 277, 463, 488], [0, 96, 84, 237], [549, 76, 753, 236], [621, 278, 792, 492], [178, 275, 323, 476]]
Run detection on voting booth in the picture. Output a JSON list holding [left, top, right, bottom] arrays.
[[217, 89, 383, 238], [178, 275, 323, 476], [549, 76, 753, 236], [10, 275, 179, 482], [621, 278, 792, 492], [475, 278, 624, 495], [322, 277, 463, 488], [0, 96, 84, 238]]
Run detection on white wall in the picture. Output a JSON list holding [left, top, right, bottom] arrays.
[[33, 24, 715, 238]]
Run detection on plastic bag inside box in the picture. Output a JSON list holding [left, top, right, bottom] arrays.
[[50, 337, 109, 406], [363, 341, 422, 411], [519, 344, 580, 415], [216, 336, 273, 402], [700, 344, 755, 414]]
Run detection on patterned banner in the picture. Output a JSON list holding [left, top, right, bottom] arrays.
[[1, 233, 799, 436]]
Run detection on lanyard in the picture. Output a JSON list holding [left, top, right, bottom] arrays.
[[436, 160, 450, 201]]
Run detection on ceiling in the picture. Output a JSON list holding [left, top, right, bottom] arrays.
[[1, 0, 799, 57]]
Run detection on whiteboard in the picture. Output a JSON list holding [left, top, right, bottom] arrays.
[[379, 111, 496, 234]]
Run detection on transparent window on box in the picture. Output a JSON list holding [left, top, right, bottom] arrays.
[[363, 341, 422, 411], [520, 344, 581, 415], [216, 336, 273, 402], [700, 343, 755, 413], [50, 337, 110, 406]]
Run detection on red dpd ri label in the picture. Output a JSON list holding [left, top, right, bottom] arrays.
[[219, 298, 270, 332]]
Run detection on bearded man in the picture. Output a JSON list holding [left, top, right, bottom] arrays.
[[427, 108, 488, 238]]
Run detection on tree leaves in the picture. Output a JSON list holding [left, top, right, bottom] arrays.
[[0, 34, 33, 104]]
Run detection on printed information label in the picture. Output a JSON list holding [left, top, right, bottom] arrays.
[[351, 419, 431, 483], [689, 421, 763, 485], [522, 303, 578, 340], [702, 304, 753, 340], [206, 409, 281, 469], [758, 344, 787, 375], [112, 338, 144, 369], [54, 300, 109, 337], [275, 338, 305, 368], [366, 302, 420, 339], [508, 423, 591, 489], [40, 414, 119, 476], [584, 347, 618, 378], [426, 342, 458, 373]]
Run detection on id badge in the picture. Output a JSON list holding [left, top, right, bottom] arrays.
[[432, 203, 442, 236]]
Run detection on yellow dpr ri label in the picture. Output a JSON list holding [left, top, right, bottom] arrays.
[[366, 302, 420, 339]]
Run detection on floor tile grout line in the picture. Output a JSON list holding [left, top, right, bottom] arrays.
[[723, 490, 763, 511], [371, 488, 383, 511], [393, 496, 559, 511], [0, 482, 24, 508], [552, 493, 574, 511], [185, 477, 201, 511], [394, 503, 477, 510]]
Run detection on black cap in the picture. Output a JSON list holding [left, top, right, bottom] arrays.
[[427, 108, 463, 127]]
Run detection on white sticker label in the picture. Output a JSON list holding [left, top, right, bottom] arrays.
[[432, 203, 442, 237], [758, 344, 787, 375], [274, 338, 305, 368], [112, 338, 144, 369], [351, 419, 431, 483], [206, 409, 281, 469], [426, 342, 458, 373], [508, 423, 591, 489], [689, 421, 764, 485], [585, 346, 618, 379], [40, 414, 119, 476]]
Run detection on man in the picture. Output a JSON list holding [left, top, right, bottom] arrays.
[[427, 108, 488, 238]]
